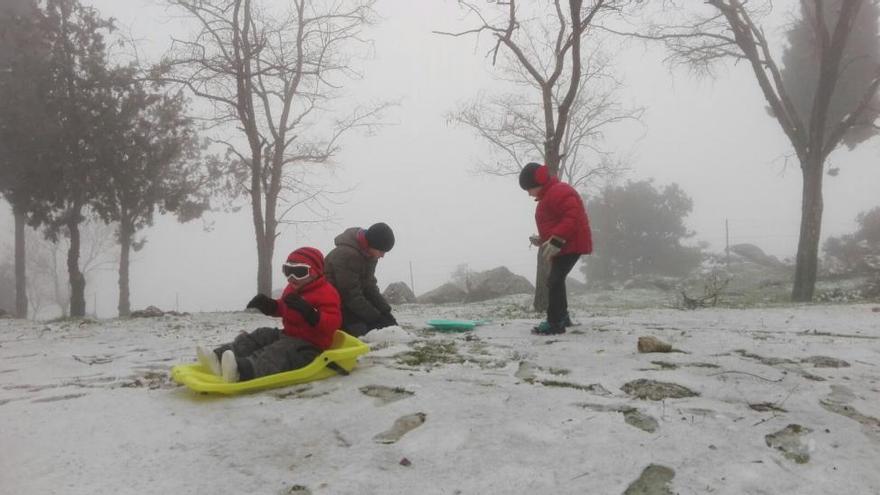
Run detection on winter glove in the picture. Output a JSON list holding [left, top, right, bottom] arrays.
[[541, 236, 566, 261], [246, 293, 277, 316], [283, 292, 320, 326], [377, 312, 398, 328], [529, 234, 542, 247]]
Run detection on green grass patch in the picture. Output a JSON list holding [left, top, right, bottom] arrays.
[[396, 340, 464, 367]]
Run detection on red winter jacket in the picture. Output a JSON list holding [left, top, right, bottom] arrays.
[[275, 279, 341, 350], [273, 247, 342, 350], [535, 176, 593, 256]]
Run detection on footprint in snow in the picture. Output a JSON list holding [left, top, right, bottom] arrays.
[[373, 412, 427, 444]]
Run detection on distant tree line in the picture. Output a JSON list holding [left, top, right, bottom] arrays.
[[582, 180, 702, 287], [1, 0, 385, 319], [622, 0, 880, 301], [824, 207, 880, 276], [445, 1, 880, 303], [0, 0, 214, 318], [3, 0, 879, 318]]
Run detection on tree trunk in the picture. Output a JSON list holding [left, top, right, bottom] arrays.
[[247, 142, 269, 295], [14, 207, 27, 318], [533, 251, 550, 313], [51, 241, 68, 318], [533, 144, 564, 313], [117, 219, 132, 317], [792, 156, 825, 302], [259, 167, 281, 297], [67, 217, 86, 317], [545, 144, 561, 174], [256, 231, 274, 296]]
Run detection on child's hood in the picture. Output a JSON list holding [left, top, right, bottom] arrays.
[[286, 247, 325, 277]]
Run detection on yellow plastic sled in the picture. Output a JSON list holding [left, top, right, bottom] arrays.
[[171, 330, 369, 395]]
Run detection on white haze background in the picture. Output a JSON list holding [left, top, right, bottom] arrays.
[[1, 0, 879, 317]]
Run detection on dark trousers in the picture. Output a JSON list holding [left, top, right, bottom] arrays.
[[341, 311, 384, 337], [547, 253, 580, 326], [214, 327, 321, 380]]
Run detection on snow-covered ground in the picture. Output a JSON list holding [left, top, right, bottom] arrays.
[[2, 295, 879, 494]]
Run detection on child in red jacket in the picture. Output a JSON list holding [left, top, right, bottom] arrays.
[[519, 162, 593, 335], [196, 247, 342, 382]]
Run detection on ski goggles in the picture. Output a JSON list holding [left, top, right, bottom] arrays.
[[282, 262, 311, 281]]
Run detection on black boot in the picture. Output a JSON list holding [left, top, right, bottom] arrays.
[[531, 321, 565, 335]]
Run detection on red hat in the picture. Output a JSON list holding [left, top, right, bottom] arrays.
[[286, 247, 324, 275]]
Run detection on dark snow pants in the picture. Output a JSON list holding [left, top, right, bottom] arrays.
[[213, 327, 321, 381], [341, 312, 385, 337], [547, 254, 581, 326]]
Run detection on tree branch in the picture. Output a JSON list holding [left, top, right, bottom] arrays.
[[824, 68, 880, 157]]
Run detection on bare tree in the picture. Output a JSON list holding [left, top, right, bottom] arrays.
[[437, 0, 639, 311], [0, 0, 44, 319], [26, 219, 117, 318], [450, 48, 639, 191], [616, 0, 880, 301], [158, 0, 390, 295]]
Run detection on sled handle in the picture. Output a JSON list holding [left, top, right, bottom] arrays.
[[325, 360, 350, 376]]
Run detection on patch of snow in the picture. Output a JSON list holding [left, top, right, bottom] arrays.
[[359, 324, 418, 345], [2, 301, 879, 494]]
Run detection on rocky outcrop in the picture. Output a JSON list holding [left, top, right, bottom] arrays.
[[130, 306, 188, 318], [417, 266, 535, 304], [417, 283, 468, 304], [383, 282, 416, 304], [566, 275, 589, 294], [463, 266, 534, 303], [731, 243, 784, 267]]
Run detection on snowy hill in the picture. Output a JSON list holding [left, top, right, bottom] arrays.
[[2, 296, 879, 494]]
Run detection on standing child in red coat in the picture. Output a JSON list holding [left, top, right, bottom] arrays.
[[196, 247, 342, 382], [519, 162, 593, 335]]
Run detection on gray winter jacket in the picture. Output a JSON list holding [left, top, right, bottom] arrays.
[[324, 227, 391, 323]]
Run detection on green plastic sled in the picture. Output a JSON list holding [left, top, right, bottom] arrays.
[[425, 319, 489, 332], [171, 330, 369, 395]]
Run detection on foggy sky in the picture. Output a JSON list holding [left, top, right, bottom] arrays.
[[2, 0, 879, 317]]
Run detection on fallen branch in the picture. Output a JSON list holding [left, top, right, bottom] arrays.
[[708, 370, 784, 382], [679, 272, 731, 309], [751, 414, 779, 427], [570, 470, 591, 481], [776, 384, 800, 409], [72, 355, 113, 365]]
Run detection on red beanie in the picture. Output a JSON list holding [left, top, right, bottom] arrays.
[[286, 247, 324, 275]]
